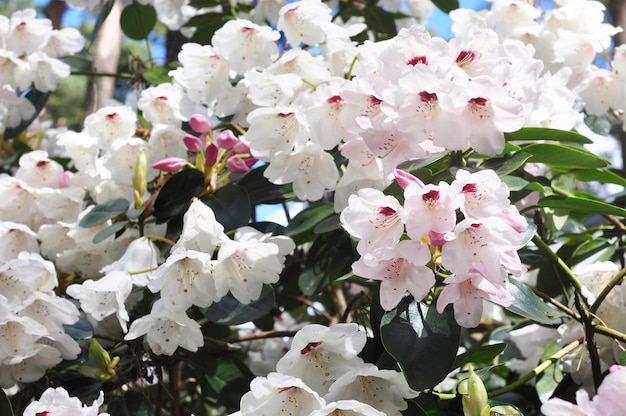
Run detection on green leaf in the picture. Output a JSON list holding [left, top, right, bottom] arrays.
[[380, 300, 461, 390], [107, 391, 155, 416], [537, 195, 626, 217], [201, 184, 251, 231], [186, 12, 232, 44], [92, 220, 128, 244], [203, 285, 275, 325], [479, 152, 532, 177], [452, 343, 507, 370], [521, 143, 608, 169], [79, 198, 130, 228], [536, 340, 564, 402], [505, 128, 593, 144], [142, 66, 172, 86], [362, 6, 398, 39], [505, 277, 565, 324], [620, 349, 626, 366], [63, 316, 94, 340], [313, 213, 342, 233], [120, 2, 157, 40], [237, 165, 292, 205], [285, 203, 335, 240], [0, 390, 14, 416], [153, 168, 205, 223], [572, 168, 626, 187], [432, 0, 460, 13]]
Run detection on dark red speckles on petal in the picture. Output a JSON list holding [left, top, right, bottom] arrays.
[[287, 5, 299, 12], [157, 95, 168, 101], [468, 97, 488, 106], [277, 112, 294, 118], [471, 223, 481, 228], [36, 412, 50, 416], [456, 50, 477, 65], [300, 341, 323, 355], [378, 206, 397, 217], [422, 189, 440, 202], [278, 386, 295, 393], [407, 55, 428, 66], [418, 91, 438, 103], [327, 95, 343, 104], [36, 160, 49, 167], [241, 26, 254, 33], [105, 112, 119, 120], [462, 183, 478, 193]]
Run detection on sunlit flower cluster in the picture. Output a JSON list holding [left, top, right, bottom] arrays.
[[341, 168, 528, 328], [231, 323, 418, 416], [0, 9, 84, 128]]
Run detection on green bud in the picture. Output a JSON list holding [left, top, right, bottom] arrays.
[[133, 150, 148, 208], [460, 366, 490, 416]]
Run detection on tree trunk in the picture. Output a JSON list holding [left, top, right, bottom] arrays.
[[44, 0, 67, 30], [84, 0, 124, 117], [609, 0, 626, 168]]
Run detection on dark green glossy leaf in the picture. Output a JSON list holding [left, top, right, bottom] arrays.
[[298, 229, 355, 295], [570, 238, 616, 266], [92, 220, 128, 244], [187, 353, 255, 409], [285, 203, 335, 239], [186, 12, 232, 44], [107, 391, 154, 416], [479, 152, 532, 177], [452, 343, 507, 370], [238, 165, 292, 205], [380, 301, 461, 390], [538, 195, 626, 217], [120, 2, 157, 40], [505, 128, 593, 144], [3, 89, 51, 140], [362, 6, 397, 39], [142, 66, 172, 86], [79, 198, 130, 228], [521, 143, 608, 169], [432, 0, 460, 13], [313, 213, 342, 233], [153, 168, 205, 223], [572, 168, 626, 187], [201, 184, 251, 231], [536, 340, 564, 402], [506, 277, 565, 324], [0, 390, 14, 416], [203, 285, 274, 325], [63, 315, 94, 340], [620, 349, 626, 366]]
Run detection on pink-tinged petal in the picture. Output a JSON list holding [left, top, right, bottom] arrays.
[[152, 157, 187, 172], [393, 169, 424, 190], [183, 134, 203, 152], [189, 113, 212, 134], [216, 129, 239, 150], [227, 156, 251, 173], [234, 141, 251, 154], [59, 171, 73, 188], [205, 143, 218, 166]]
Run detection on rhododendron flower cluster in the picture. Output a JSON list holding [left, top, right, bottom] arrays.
[[342, 168, 527, 328], [22, 387, 109, 416], [231, 323, 418, 416]]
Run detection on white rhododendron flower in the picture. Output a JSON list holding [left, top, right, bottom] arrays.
[[277, 0, 333, 46], [22, 387, 109, 416]]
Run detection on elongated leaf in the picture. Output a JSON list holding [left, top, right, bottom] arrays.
[[285, 203, 335, 239], [120, 2, 157, 40], [505, 128, 593, 144], [79, 198, 130, 228], [451, 343, 507, 370], [107, 391, 154, 416], [201, 184, 251, 231], [63, 316, 94, 340], [203, 285, 274, 325], [506, 277, 565, 324], [380, 301, 461, 390], [0, 390, 14, 416], [538, 195, 626, 217], [92, 220, 128, 244], [479, 152, 532, 177], [521, 143, 608, 169], [237, 165, 292, 205], [153, 168, 205, 222], [572, 168, 626, 188]]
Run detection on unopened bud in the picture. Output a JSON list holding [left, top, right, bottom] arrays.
[[460, 366, 490, 416], [152, 157, 187, 172], [216, 129, 239, 150], [227, 156, 251, 173], [189, 113, 212, 134], [205, 143, 218, 167], [394, 169, 425, 190], [133, 151, 148, 207], [183, 134, 203, 152]]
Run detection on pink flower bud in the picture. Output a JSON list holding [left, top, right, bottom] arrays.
[[216, 130, 239, 150], [227, 156, 251, 173], [205, 143, 218, 167], [394, 169, 424, 190], [244, 157, 258, 168], [233, 141, 251, 154], [189, 114, 212, 134], [183, 134, 203, 152], [152, 157, 187, 172]]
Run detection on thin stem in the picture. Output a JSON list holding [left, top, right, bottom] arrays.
[[589, 265, 626, 314], [531, 287, 579, 320], [487, 340, 581, 398], [594, 325, 626, 344], [144, 235, 176, 246], [531, 235, 584, 294], [574, 293, 603, 392], [71, 70, 132, 79]]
